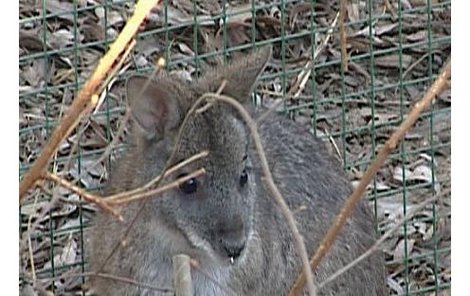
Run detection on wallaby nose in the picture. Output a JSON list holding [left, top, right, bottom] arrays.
[[215, 216, 246, 261]]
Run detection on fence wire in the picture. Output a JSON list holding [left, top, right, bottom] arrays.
[[19, 1, 451, 295]]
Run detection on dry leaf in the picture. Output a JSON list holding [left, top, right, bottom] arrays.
[[393, 238, 415, 262], [409, 165, 433, 184], [375, 54, 413, 69]]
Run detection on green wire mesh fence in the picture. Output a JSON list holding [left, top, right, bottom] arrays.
[[19, 0, 451, 295]]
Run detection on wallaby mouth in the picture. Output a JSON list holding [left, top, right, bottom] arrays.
[[221, 238, 246, 264]]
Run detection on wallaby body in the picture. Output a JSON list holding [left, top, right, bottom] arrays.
[[88, 47, 386, 295]]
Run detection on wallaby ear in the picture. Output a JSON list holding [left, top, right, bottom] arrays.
[[126, 75, 181, 140], [200, 46, 272, 103]]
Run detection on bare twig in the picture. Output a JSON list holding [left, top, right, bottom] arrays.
[[43, 172, 122, 220], [173, 254, 193, 296], [339, 0, 348, 72], [257, 11, 341, 124], [19, 0, 163, 200], [288, 59, 451, 296], [198, 92, 317, 295], [317, 188, 450, 290]]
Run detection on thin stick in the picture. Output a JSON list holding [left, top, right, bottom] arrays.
[[339, 0, 348, 72], [19, 0, 162, 200], [43, 172, 122, 220], [109, 168, 206, 205], [317, 188, 450, 290], [288, 59, 451, 296], [199, 93, 317, 295]]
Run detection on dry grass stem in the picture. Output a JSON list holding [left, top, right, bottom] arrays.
[[317, 188, 450, 290], [19, 0, 163, 200], [288, 59, 451, 296]]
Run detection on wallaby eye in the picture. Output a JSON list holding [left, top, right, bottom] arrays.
[[239, 169, 248, 187], [178, 174, 198, 194]]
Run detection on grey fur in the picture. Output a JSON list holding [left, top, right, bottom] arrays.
[[88, 46, 387, 296]]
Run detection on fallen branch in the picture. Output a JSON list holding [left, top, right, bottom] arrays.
[[288, 58, 451, 296], [19, 0, 163, 200]]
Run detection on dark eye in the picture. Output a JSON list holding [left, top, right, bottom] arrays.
[[178, 174, 198, 194], [239, 169, 248, 187]]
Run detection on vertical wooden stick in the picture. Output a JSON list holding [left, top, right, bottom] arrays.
[[173, 254, 193, 296]]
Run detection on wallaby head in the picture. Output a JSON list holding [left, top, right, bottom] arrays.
[[124, 47, 272, 265]]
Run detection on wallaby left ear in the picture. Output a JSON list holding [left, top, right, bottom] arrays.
[[126, 75, 182, 140], [200, 46, 272, 103]]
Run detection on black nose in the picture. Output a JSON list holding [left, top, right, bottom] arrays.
[[215, 215, 246, 260], [222, 241, 246, 260]]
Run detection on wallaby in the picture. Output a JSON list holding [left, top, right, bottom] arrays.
[[88, 46, 387, 296]]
